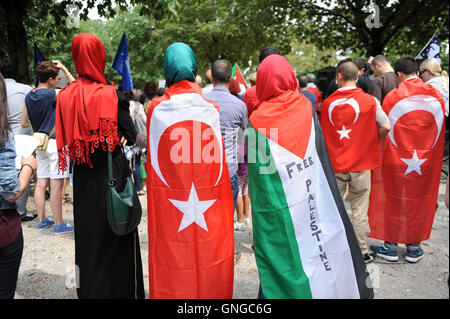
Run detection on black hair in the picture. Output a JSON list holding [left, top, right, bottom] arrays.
[[211, 59, 232, 84], [259, 47, 281, 64], [144, 81, 157, 99], [394, 57, 419, 75], [297, 75, 308, 88], [0, 65, 16, 80]]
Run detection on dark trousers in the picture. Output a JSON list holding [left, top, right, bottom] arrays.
[[0, 230, 23, 299], [133, 152, 142, 192]]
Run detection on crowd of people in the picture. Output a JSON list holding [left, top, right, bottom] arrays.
[[0, 31, 449, 299]]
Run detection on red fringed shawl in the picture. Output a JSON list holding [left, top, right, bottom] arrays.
[[55, 33, 120, 171]]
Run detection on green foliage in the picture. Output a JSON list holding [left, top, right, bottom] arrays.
[[285, 40, 338, 75], [2, 0, 448, 86], [281, 0, 449, 58]]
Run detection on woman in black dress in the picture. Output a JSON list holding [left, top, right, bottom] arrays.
[[55, 33, 144, 299]]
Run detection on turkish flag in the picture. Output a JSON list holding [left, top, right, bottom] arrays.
[[368, 77, 445, 244], [320, 87, 380, 173], [146, 80, 234, 298]]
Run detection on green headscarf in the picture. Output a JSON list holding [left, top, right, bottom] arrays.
[[163, 42, 197, 87]]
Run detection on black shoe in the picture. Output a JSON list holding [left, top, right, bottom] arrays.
[[364, 252, 376, 264], [21, 212, 38, 222]]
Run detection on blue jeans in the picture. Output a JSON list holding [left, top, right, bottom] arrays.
[[230, 174, 239, 211], [0, 230, 23, 299], [384, 241, 421, 252]]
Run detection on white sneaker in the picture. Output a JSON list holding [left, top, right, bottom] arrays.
[[243, 218, 250, 225], [234, 221, 246, 231]]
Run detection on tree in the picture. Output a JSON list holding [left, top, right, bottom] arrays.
[[281, 0, 449, 57], [0, 0, 169, 83], [143, 0, 295, 79]]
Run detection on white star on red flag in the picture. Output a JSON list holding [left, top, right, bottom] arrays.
[[169, 183, 216, 232], [337, 125, 352, 140], [400, 150, 427, 176]]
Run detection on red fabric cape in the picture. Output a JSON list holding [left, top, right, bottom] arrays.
[[320, 87, 380, 173], [368, 77, 445, 243], [55, 33, 119, 170], [146, 80, 234, 298]]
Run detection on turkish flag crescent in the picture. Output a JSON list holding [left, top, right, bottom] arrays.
[[320, 87, 380, 174], [368, 78, 445, 244], [146, 80, 234, 298]]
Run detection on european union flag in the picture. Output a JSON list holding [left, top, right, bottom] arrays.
[[34, 43, 46, 87], [416, 32, 441, 64], [112, 33, 133, 91]]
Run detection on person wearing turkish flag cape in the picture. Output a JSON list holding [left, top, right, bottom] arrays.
[[247, 55, 373, 299], [55, 33, 145, 298], [369, 57, 446, 263], [146, 43, 234, 298], [320, 60, 390, 263]]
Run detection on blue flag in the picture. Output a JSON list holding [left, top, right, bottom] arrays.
[[416, 32, 441, 64], [112, 33, 133, 91], [34, 43, 46, 87]]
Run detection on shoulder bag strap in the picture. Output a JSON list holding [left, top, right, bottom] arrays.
[[107, 138, 115, 187]]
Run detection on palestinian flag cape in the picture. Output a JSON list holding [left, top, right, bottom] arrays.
[[368, 77, 445, 244], [146, 80, 234, 298], [247, 89, 374, 299]]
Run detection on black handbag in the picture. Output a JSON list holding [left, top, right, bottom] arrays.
[[106, 143, 142, 236]]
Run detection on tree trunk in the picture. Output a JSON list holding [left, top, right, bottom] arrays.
[[366, 29, 385, 57], [3, 0, 31, 84]]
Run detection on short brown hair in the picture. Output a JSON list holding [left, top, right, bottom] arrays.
[[336, 61, 359, 82], [36, 61, 59, 83]]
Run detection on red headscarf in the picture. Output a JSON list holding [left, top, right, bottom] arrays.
[[256, 54, 298, 103], [55, 33, 120, 171]]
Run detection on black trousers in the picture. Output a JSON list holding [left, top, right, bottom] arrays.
[[0, 230, 23, 299]]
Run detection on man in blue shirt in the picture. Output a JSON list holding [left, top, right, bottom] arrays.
[[204, 60, 248, 223], [21, 61, 75, 236]]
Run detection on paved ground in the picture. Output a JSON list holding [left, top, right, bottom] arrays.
[[14, 179, 448, 299]]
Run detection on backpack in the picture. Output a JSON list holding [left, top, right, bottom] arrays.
[[131, 101, 147, 149]]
